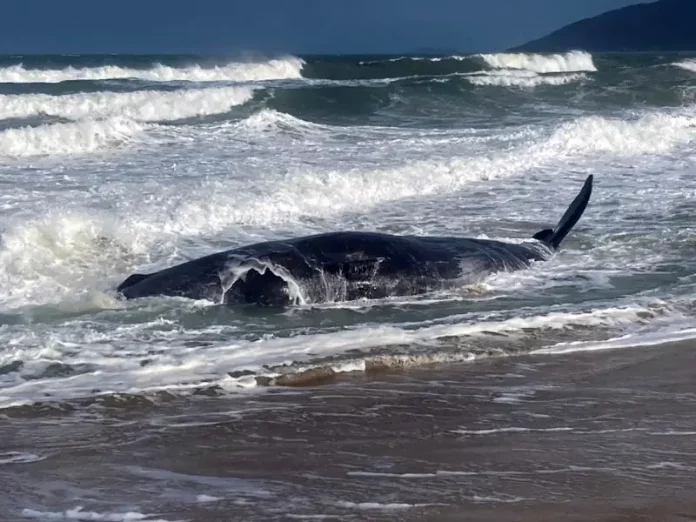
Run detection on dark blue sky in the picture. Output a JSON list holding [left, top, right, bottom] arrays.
[[2, 0, 649, 54]]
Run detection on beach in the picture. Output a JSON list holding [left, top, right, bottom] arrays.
[[3, 340, 696, 521]]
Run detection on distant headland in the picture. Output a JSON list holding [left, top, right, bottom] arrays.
[[510, 0, 696, 53]]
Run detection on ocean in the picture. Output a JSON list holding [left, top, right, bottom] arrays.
[[1, 51, 696, 521]]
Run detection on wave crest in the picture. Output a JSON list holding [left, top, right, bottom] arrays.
[[465, 71, 586, 88], [0, 117, 145, 157], [674, 59, 696, 73], [479, 51, 597, 73], [0, 57, 305, 83], [0, 87, 254, 122]]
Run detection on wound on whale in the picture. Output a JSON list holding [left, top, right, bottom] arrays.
[[117, 175, 593, 307]]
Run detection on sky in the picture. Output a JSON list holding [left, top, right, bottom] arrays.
[[0, 0, 651, 55]]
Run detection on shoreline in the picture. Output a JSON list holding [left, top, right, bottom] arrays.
[[2, 339, 696, 520]]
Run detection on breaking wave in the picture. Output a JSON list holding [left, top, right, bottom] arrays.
[[543, 109, 696, 156], [0, 57, 305, 83], [479, 51, 597, 73], [674, 59, 696, 73], [1, 105, 693, 306], [0, 117, 145, 157], [465, 71, 586, 88], [0, 86, 255, 122]]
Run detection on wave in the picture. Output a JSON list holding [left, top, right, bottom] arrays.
[[160, 107, 696, 237], [478, 51, 597, 73], [0, 57, 305, 83], [542, 109, 696, 156], [465, 71, 586, 88], [673, 59, 696, 73], [358, 56, 462, 64], [0, 213, 153, 310], [0, 107, 691, 310], [302, 55, 481, 81], [231, 108, 330, 135], [0, 451, 45, 465], [0, 300, 679, 409], [0, 117, 145, 157], [0, 105, 693, 301], [533, 326, 696, 356], [22, 507, 178, 522], [0, 86, 255, 122], [319, 52, 596, 81]]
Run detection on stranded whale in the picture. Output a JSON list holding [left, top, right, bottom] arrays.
[[117, 175, 593, 306]]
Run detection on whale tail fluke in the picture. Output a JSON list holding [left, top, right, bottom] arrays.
[[533, 174, 593, 250]]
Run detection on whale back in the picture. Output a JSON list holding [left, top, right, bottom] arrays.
[[116, 273, 151, 292]]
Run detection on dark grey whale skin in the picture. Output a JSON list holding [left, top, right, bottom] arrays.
[[116, 175, 593, 307]]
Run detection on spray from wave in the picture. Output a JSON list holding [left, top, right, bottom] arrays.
[[674, 59, 696, 73], [0, 57, 305, 83]]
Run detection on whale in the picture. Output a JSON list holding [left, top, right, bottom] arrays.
[[116, 175, 593, 307]]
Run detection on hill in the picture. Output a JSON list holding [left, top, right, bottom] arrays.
[[510, 0, 696, 53]]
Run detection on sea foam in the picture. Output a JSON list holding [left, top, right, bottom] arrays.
[[479, 51, 597, 73], [0, 87, 255, 122], [0, 57, 304, 83]]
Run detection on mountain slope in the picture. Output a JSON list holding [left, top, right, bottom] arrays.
[[510, 0, 696, 53]]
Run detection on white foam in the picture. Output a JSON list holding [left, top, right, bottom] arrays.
[[649, 431, 696, 436], [232, 108, 328, 135], [479, 51, 597, 73], [645, 462, 691, 470], [157, 105, 696, 237], [453, 427, 574, 435], [491, 389, 538, 404], [0, 451, 45, 464], [335, 502, 428, 510], [196, 495, 220, 503], [348, 467, 613, 479], [0, 117, 145, 157], [472, 495, 527, 503], [0, 57, 304, 83], [0, 302, 674, 408], [285, 513, 343, 520], [533, 326, 696, 356], [541, 109, 696, 156], [0, 213, 148, 309], [0, 87, 254, 122], [21, 507, 181, 522], [466, 72, 586, 88], [132, 124, 545, 236], [1, 104, 694, 309], [673, 59, 696, 73]]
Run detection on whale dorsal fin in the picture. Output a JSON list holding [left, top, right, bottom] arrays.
[[533, 174, 593, 250], [117, 273, 151, 292]]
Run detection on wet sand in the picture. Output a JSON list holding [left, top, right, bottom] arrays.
[[2, 341, 696, 521]]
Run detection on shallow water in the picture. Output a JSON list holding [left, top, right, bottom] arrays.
[[3, 341, 696, 521]]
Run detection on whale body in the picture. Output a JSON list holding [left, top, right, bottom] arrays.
[[117, 175, 593, 307]]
